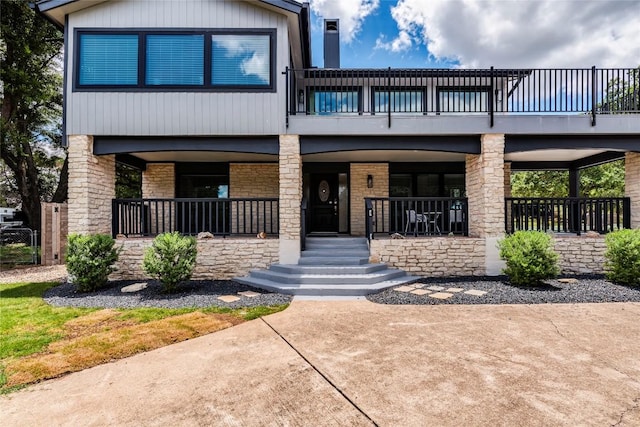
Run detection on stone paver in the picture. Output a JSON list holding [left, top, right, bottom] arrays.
[[217, 295, 241, 303], [394, 286, 414, 293], [410, 289, 431, 296], [446, 287, 465, 293], [464, 289, 487, 296], [427, 286, 445, 291], [238, 291, 261, 298], [429, 292, 454, 300], [558, 278, 579, 284], [121, 282, 148, 293]]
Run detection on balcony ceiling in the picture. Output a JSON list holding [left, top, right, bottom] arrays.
[[131, 151, 277, 163], [505, 148, 619, 163], [303, 150, 465, 162]]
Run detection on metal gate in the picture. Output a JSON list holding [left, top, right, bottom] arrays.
[[0, 227, 38, 265]]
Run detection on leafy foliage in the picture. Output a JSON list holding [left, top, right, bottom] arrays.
[[604, 229, 640, 285], [115, 162, 142, 198], [1, 1, 66, 230], [499, 231, 560, 286], [66, 234, 119, 292], [143, 232, 197, 293], [511, 160, 625, 198]]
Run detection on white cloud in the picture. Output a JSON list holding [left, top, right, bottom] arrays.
[[310, 0, 380, 43], [375, 30, 412, 52], [387, 0, 640, 67], [241, 53, 269, 83]]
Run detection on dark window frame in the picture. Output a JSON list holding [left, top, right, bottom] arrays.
[[73, 28, 277, 93], [436, 85, 490, 113], [370, 87, 427, 115]]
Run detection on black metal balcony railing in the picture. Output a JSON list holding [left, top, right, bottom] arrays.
[[505, 197, 631, 235], [112, 198, 279, 238], [285, 67, 639, 127], [365, 197, 469, 239]]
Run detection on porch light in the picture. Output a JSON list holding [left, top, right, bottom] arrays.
[[298, 89, 304, 104], [367, 174, 373, 188]]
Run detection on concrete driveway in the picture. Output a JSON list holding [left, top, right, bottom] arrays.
[[2, 301, 640, 426]]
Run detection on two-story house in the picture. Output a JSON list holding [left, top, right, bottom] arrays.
[[38, 0, 640, 295]]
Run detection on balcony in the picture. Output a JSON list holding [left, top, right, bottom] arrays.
[[285, 67, 640, 134]]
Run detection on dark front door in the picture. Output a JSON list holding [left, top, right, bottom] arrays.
[[310, 174, 339, 232]]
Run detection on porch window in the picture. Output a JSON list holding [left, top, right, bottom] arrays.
[[373, 89, 424, 113], [308, 88, 361, 114], [211, 34, 272, 87], [78, 33, 139, 86], [437, 87, 489, 112], [146, 35, 204, 86]]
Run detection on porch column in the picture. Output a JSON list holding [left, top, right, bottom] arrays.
[[68, 135, 115, 235], [625, 152, 640, 229], [279, 135, 302, 264], [465, 134, 506, 275], [142, 164, 175, 198]]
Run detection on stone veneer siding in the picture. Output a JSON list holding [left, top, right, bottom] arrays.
[[350, 163, 389, 236], [626, 152, 640, 229], [279, 135, 301, 263], [112, 237, 279, 280], [553, 235, 606, 275], [370, 237, 486, 276], [370, 235, 607, 277], [230, 163, 279, 235], [68, 135, 115, 234], [142, 164, 175, 198]]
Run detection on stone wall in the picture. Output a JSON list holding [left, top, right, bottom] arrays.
[[626, 152, 640, 229], [279, 135, 301, 263], [553, 235, 606, 275], [350, 163, 389, 236], [230, 163, 279, 235], [369, 237, 486, 276], [142, 164, 175, 198], [230, 163, 279, 198], [112, 237, 279, 280], [68, 135, 115, 235]]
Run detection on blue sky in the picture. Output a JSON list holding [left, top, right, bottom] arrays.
[[307, 0, 640, 69]]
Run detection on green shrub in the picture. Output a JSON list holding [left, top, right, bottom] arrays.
[[498, 230, 560, 286], [605, 229, 640, 285], [142, 232, 197, 292], [66, 234, 119, 292]]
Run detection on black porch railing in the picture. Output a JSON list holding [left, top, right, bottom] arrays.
[[285, 67, 639, 127], [505, 197, 630, 235], [365, 197, 469, 239], [112, 198, 279, 238]]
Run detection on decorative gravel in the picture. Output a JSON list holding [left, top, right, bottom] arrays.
[[366, 275, 640, 305], [44, 280, 293, 309]]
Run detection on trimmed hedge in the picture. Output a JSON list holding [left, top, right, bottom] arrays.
[[66, 233, 119, 292], [142, 232, 197, 293], [498, 230, 560, 286], [605, 229, 640, 285]]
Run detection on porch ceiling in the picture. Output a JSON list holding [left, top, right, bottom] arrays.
[[505, 148, 619, 163], [303, 150, 466, 162], [131, 151, 277, 163]]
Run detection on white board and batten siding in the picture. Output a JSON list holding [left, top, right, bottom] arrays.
[[66, 0, 289, 137]]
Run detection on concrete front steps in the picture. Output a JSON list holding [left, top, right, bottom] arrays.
[[234, 237, 416, 296]]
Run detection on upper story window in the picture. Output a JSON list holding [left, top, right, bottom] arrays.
[[211, 34, 271, 86], [78, 33, 139, 86], [437, 87, 489, 112], [372, 88, 425, 113], [74, 29, 276, 91], [307, 88, 361, 115], [146, 34, 204, 86]]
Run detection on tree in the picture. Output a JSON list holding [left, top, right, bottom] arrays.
[[1, 0, 65, 231]]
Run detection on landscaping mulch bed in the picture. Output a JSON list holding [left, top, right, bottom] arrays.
[[44, 280, 293, 309], [367, 275, 640, 305]]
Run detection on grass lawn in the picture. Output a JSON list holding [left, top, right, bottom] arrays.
[[0, 281, 288, 394]]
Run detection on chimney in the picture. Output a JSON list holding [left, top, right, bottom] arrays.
[[323, 19, 340, 68]]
